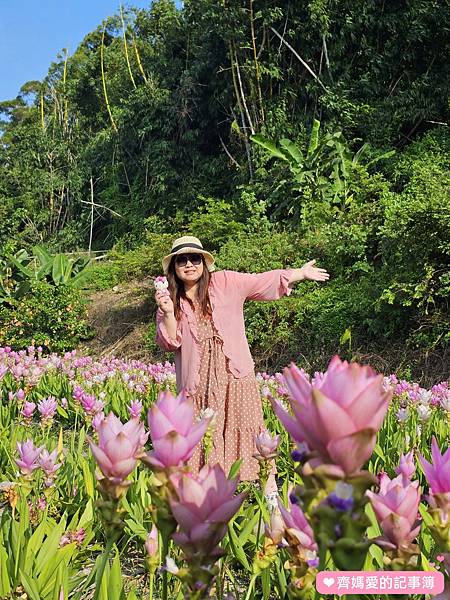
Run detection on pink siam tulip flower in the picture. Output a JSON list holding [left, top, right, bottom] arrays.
[[265, 506, 285, 545], [145, 524, 159, 557], [72, 385, 84, 401], [15, 439, 44, 476], [21, 401, 36, 421], [395, 451, 416, 480], [127, 400, 143, 419], [92, 411, 105, 431], [419, 437, 450, 495], [143, 390, 210, 469], [16, 389, 25, 401], [169, 464, 246, 560], [278, 496, 318, 554], [366, 473, 421, 550], [88, 412, 148, 485], [39, 448, 62, 478], [254, 430, 280, 460], [272, 356, 391, 475], [38, 396, 58, 423]]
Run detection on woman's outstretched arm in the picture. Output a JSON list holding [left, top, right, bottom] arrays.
[[288, 259, 330, 286]]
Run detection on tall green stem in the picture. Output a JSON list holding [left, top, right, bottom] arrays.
[[148, 571, 154, 600], [161, 534, 170, 600], [244, 575, 257, 600]]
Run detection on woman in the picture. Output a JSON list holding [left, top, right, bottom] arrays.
[[154, 235, 329, 493]]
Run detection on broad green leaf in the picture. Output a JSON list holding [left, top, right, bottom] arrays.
[[262, 565, 271, 599], [279, 138, 304, 166], [238, 508, 260, 546], [227, 522, 250, 571], [81, 457, 95, 499], [0, 543, 12, 596], [307, 119, 320, 157], [52, 254, 68, 285], [39, 544, 77, 594], [250, 135, 289, 161], [107, 549, 123, 600], [19, 569, 41, 600]]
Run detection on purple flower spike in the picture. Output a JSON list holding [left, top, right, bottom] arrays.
[[15, 439, 43, 476]]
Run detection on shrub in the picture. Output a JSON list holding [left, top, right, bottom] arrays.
[[377, 129, 450, 347], [0, 281, 92, 352]]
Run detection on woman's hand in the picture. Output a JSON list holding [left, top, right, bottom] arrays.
[[155, 290, 174, 314], [299, 259, 330, 282]]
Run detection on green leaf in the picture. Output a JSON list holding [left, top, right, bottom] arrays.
[[0, 543, 12, 597], [107, 549, 124, 600], [262, 566, 271, 599], [250, 135, 289, 161], [228, 458, 243, 480], [238, 508, 260, 546], [307, 119, 321, 157], [52, 254, 69, 285], [279, 138, 304, 166], [81, 457, 95, 499], [19, 569, 41, 600], [227, 521, 250, 571]]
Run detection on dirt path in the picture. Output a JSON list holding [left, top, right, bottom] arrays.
[[78, 279, 155, 361]]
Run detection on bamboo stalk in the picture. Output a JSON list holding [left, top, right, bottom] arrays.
[[40, 91, 45, 130], [233, 45, 255, 134], [62, 49, 69, 129], [132, 35, 148, 83], [270, 26, 328, 91], [248, 0, 264, 123], [120, 6, 137, 89], [229, 43, 253, 178], [101, 28, 118, 132], [89, 177, 94, 253]]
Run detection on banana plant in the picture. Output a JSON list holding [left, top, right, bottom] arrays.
[[251, 120, 395, 220], [0, 247, 92, 303]]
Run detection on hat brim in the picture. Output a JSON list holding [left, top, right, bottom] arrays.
[[162, 247, 215, 275]]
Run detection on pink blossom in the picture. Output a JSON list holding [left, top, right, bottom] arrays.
[[88, 413, 148, 484], [254, 430, 280, 460], [21, 401, 36, 420], [278, 496, 317, 553], [127, 400, 143, 419], [38, 396, 58, 422], [92, 412, 105, 431], [15, 439, 43, 475], [419, 437, 450, 495], [145, 524, 158, 557], [366, 473, 421, 549], [143, 390, 210, 469], [272, 356, 391, 475], [395, 451, 416, 480], [39, 448, 62, 478], [169, 464, 246, 560]]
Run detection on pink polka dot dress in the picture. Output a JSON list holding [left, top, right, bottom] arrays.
[[187, 300, 265, 481]]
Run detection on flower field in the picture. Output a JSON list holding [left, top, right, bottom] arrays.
[[0, 346, 449, 600]]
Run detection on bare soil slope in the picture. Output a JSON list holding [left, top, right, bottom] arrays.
[[79, 279, 154, 361]]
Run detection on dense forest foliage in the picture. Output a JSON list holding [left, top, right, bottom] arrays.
[[0, 0, 449, 379]]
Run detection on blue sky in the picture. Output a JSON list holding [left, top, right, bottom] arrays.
[[0, 1, 170, 102]]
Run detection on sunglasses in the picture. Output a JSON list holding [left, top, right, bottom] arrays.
[[174, 253, 203, 267]]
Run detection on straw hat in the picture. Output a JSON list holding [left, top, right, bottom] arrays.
[[162, 236, 215, 275]]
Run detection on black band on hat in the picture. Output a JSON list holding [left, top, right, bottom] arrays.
[[171, 242, 204, 253]]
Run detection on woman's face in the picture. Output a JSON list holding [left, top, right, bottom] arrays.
[[173, 253, 204, 285]]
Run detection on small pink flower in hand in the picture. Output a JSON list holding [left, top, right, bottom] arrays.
[[154, 275, 170, 296]]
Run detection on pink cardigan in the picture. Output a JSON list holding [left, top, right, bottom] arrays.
[[155, 269, 294, 395]]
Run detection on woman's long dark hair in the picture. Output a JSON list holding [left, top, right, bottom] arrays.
[[167, 256, 212, 320]]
